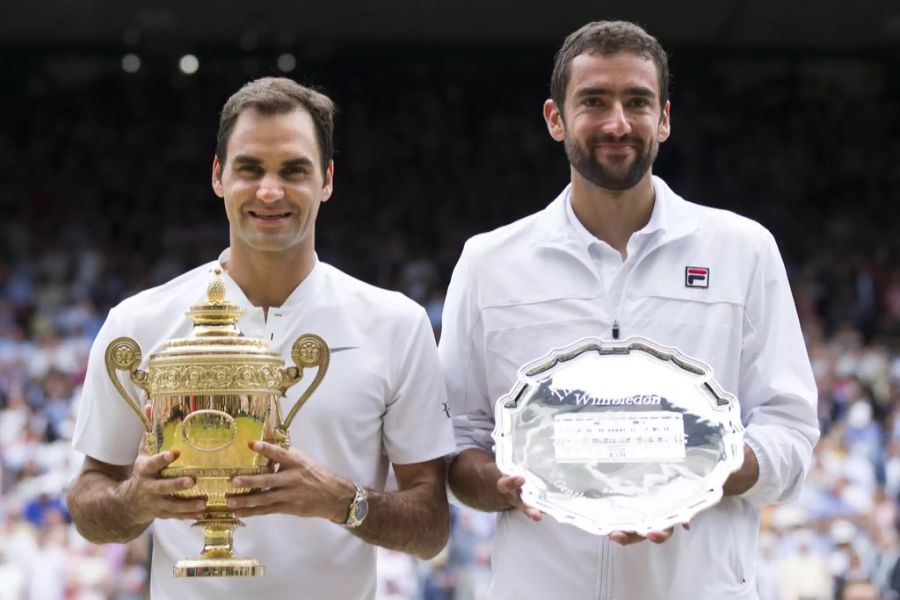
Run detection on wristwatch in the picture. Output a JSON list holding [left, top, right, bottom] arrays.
[[344, 483, 369, 529]]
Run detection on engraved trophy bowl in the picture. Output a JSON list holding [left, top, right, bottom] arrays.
[[104, 268, 330, 577], [493, 337, 744, 536]]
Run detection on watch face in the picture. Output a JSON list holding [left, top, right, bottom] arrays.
[[355, 498, 369, 522]]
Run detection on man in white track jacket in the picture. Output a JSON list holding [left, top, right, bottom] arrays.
[[439, 21, 819, 600]]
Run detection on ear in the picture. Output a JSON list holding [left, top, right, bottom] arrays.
[[321, 161, 335, 202], [657, 100, 671, 143], [543, 99, 566, 142], [212, 155, 224, 198]]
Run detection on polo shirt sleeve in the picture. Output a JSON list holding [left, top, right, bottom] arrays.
[[438, 243, 494, 454], [382, 306, 457, 465], [737, 230, 820, 507], [71, 306, 147, 466]]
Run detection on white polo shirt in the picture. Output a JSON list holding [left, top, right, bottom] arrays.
[[439, 177, 820, 600], [73, 251, 457, 600]]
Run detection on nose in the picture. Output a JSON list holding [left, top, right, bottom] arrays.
[[256, 174, 284, 203], [602, 102, 632, 137]]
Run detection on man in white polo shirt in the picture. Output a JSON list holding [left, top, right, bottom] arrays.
[[439, 21, 820, 599], [67, 77, 456, 599]]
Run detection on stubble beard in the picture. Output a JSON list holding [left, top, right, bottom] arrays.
[[564, 134, 657, 191]]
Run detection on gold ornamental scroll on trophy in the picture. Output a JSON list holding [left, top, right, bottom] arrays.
[[104, 268, 329, 577]]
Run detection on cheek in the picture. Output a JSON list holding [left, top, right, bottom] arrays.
[[222, 199, 241, 221], [290, 183, 324, 205], [566, 121, 592, 145], [228, 179, 257, 194]]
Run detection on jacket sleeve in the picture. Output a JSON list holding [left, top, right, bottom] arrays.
[[438, 242, 495, 454], [738, 230, 820, 506]]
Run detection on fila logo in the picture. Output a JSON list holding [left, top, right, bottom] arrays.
[[685, 267, 709, 288]]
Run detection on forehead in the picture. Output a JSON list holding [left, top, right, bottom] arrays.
[[226, 107, 320, 163], [566, 52, 660, 98]]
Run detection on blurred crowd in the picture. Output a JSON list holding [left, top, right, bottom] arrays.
[[1, 45, 899, 599]]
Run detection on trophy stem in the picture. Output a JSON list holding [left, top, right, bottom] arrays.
[[173, 511, 264, 577], [199, 516, 238, 558]]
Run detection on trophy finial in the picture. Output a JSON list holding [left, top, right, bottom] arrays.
[[208, 267, 227, 305], [185, 267, 243, 332]]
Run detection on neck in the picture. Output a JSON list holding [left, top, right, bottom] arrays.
[[223, 239, 316, 312], [569, 170, 655, 259]]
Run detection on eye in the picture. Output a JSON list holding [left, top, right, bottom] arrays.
[[582, 97, 604, 108], [281, 166, 308, 178], [237, 164, 263, 175], [628, 98, 651, 108]]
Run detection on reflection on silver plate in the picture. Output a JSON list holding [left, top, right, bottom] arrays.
[[493, 337, 744, 535]]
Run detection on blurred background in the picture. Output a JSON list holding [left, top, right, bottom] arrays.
[[1, 1, 899, 598]]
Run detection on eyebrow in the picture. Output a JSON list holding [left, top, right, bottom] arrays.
[[232, 155, 262, 166], [574, 86, 656, 98], [231, 155, 314, 169]]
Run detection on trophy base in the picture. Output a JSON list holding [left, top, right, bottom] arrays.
[[174, 556, 264, 577], [174, 513, 264, 577]]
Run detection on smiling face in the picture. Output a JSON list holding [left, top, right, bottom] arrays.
[[545, 51, 670, 191], [212, 107, 333, 260]]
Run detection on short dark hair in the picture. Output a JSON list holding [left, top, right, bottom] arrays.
[[216, 77, 335, 176], [550, 21, 669, 114]]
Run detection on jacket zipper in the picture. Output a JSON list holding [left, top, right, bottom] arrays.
[[609, 231, 668, 342]]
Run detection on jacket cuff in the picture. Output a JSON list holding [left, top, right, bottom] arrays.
[[738, 433, 773, 507]]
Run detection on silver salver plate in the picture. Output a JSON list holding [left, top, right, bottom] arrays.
[[493, 337, 744, 535]]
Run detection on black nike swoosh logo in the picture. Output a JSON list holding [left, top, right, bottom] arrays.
[[329, 346, 359, 353]]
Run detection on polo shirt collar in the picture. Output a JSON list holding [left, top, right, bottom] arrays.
[[215, 247, 324, 310]]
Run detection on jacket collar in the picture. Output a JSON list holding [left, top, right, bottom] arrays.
[[529, 175, 704, 251]]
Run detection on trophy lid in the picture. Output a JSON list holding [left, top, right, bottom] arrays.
[[142, 268, 286, 395]]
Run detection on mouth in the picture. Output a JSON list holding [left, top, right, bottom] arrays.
[[594, 142, 638, 151], [248, 210, 292, 222], [593, 142, 641, 162], [592, 136, 642, 152]]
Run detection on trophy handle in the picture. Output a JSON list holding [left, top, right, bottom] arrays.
[[277, 334, 330, 441], [104, 337, 153, 434]]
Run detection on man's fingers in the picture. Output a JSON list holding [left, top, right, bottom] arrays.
[[496, 475, 525, 495], [646, 528, 674, 544], [227, 490, 289, 511], [137, 450, 180, 476], [496, 476, 542, 520], [155, 497, 206, 518], [233, 503, 287, 518], [609, 531, 645, 545], [232, 472, 281, 490], [227, 493, 259, 511], [248, 440, 295, 465], [519, 505, 543, 522], [148, 476, 196, 495], [610, 526, 678, 546]]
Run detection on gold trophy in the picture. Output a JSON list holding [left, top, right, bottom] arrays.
[[103, 268, 329, 577]]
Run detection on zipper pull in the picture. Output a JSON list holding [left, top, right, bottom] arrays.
[[612, 321, 620, 340]]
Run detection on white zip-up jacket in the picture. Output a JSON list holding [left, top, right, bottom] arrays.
[[439, 177, 819, 600]]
